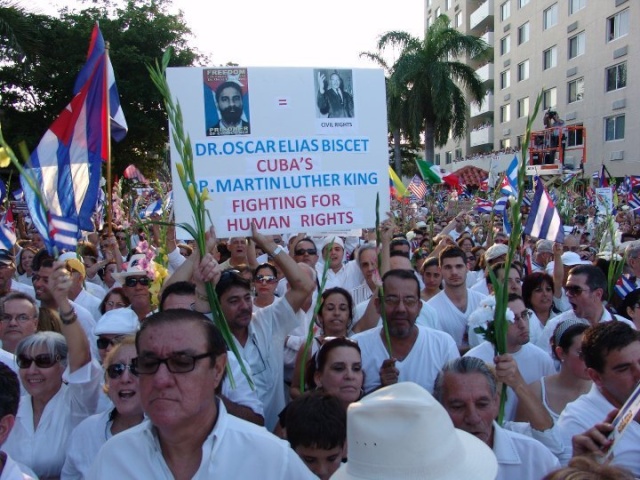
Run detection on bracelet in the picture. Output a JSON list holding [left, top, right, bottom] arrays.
[[195, 290, 209, 302], [60, 308, 78, 326]]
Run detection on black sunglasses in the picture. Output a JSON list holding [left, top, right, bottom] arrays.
[[97, 336, 125, 350], [131, 352, 214, 375], [125, 276, 151, 287], [106, 363, 136, 379], [17, 353, 61, 369], [295, 248, 317, 256]]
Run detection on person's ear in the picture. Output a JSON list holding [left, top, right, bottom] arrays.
[[314, 371, 322, 389], [587, 367, 603, 387], [212, 352, 227, 388], [0, 414, 15, 445]]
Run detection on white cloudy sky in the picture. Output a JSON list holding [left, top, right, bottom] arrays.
[[26, 0, 425, 68]]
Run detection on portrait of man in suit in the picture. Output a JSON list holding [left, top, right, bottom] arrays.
[[316, 69, 354, 119], [204, 67, 251, 137]]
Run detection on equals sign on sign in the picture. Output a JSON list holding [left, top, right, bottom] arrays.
[[277, 97, 289, 107]]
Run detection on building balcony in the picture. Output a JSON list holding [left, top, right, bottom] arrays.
[[475, 63, 494, 83], [470, 0, 494, 33], [480, 31, 494, 47], [470, 93, 494, 118], [470, 126, 494, 147]]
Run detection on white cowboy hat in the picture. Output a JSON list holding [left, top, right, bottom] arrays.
[[112, 254, 149, 284], [332, 382, 498, 480]]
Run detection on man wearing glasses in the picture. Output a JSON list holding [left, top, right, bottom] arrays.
[[352, 269, 459, 395], [87, 310, 315, 479], [0, 292, 38, 355], [465, 293, 556, 421], [114, 254, 154, 321], [536, 265, 633, 355]]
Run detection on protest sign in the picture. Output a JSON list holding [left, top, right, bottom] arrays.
[[166, 67, 389, 236]]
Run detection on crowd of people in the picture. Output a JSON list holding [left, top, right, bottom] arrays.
[[1, 199, 640, 479]]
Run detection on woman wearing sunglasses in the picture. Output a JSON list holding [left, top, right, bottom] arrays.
[[3, 262, 101, 479], [253, 263, 280, 309], [62, 336, 144, 479]]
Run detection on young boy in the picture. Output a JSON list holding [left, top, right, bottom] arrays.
[[285, 391, 346, 480]]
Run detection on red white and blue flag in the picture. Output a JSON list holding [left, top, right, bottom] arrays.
[[21, 23, 127, 253], [628, 192, 640, 211], [0, 211, 15, 251], [407, 175, 427, 200], [500, 155, 519, 197], [615, 275, 636, 299], [629, 176, 640, 189], [524, 178, 565, 243]]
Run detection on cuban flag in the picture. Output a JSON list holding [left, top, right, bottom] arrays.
[[123, 164, 149, 184], [475, 198, 493, 213], [0, 210, 15, 251], [21, 23, 127, 254], [141, 198, 163, 218], [494, 196, 509, 213], [629, 176, 640, 189], [628, 192, 640, 211], [500, 155, 519, 197], [524, 177, 565, 243], [615, 275, 636, 299]]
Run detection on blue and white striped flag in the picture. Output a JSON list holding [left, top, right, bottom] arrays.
[[524, 177, 564, 242], [48, 214, 79, 252], [500, 155, 519, 197], [21, 23, 127, 254], [615, 275, 636, 299], [0, 213, 15, 251]]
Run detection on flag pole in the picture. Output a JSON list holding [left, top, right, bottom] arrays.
[[105, 39, 113, 236]]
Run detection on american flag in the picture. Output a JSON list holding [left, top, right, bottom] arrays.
[[407, 175, 427, 199]]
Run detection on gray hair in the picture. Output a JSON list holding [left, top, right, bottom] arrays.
[[433, 357, 497, 403], [15, 332, 68, 368], [356, 243, 378, 266], [626, 242, 640, 260], [0, 291, 39, 318]]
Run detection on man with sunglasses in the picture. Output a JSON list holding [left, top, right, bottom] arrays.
[[87, 310, 316, 479], [114, 254, 154, 321], [536, 265, 633, 355]]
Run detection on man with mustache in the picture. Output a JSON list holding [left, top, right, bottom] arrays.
[[209, 81, 250, 136]]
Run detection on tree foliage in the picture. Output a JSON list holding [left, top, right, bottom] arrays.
[[0, 0, 202, 177], [376, 15, 490, 163]]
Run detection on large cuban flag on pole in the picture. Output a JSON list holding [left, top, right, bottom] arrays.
[[21, 23, 127, 253]]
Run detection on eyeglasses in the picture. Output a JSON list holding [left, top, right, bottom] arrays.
[[131, 352, 214, 375], [295, 248, 317, 256], [384, 295, 420, 308], [105, 301, 128, 309], [0, 314, 36, 323], [97, 336, 125, 350], [106, 363, 136, 379], [124, 276, 151, 287], [17, 353, 61, 369], [565, 285, 591, 296], [512, 310, 532, 323], [255, 274, 277, 284]]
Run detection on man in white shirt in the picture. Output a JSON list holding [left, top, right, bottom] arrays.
[[427, 246, 486, 350], [0, 293, 38, 355], [58, 252, 102, 321], [315, 236, 363, 292], [87, 310, 315, 479], [352, 269, 459, 394], [434, 357, 560, 480], [557, 321, 640, 474]]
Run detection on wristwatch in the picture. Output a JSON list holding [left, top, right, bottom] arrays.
[[272, 245, 286, 257]]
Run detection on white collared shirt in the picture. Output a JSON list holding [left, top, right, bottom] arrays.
[[86, 402, 316, 479]]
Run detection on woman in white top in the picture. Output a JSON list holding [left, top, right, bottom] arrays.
[[518, 319, 591, 423], [62, 336, 144, 479], [3, 261, 101, 479]]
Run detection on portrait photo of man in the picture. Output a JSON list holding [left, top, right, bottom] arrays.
[[204, 68, 251, 136], [315, 69, 354, 119]]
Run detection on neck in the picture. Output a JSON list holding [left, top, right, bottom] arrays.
[[557, 368, 591, 391], [31, 385, 62, 418], [506, 343, 522, 354], [583, 303, 604, 325], [232, 326, 249, 346], [254, 295, 273, 308], [111, 411, 145, 435], [445, 284, 468, 299], [132, 303, 152, 320], [535, 307, 551, 324]]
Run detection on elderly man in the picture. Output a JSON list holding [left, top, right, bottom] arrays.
[[625, 241, 640, 288], [434, 357, 560, 480], [58, 252, 103, 321], [531, 239, 554, 273], [0, 250, 35, 298], [557, 322, 640, 474], [0, 293, 39, 355], [536, 264, 632, 354], [87, 310, 315, 479], [352, 269, 459, 394], [113, 254, 154, 321]]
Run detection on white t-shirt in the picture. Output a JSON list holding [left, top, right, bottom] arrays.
[[427, 289, 487, 346], [315, 260, 364, 292], [464, 342, 556, 421], [3, 360, 102, 479], [86, 403, 317, 480], [352, 325, 459, 394]]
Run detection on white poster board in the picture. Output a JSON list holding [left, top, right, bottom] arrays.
[[595, 187, 613, 216], [166, 67, 389, 237]]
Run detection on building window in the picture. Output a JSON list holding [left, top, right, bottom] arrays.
[[568, 77, 584, 103], [566, 125, 584, 147], [500, 70, 511, 89], [607, 9, 629, 42], [455, 11, 463, 28], [568, 32, 585, 59], [445, 0, 452, 10], [500, 35, 511, 55], [606, 62, 627, 92], [569, 0, 586, 15], [605, 114, 625, 141], [517, 135, 525, 148], [455, 148, 463, 160], [543, 4, 558, 30], [500, 139, 511, 149], [500, 104, 511, 123], [517, 97, 529, 118], [543, 87, 557, 110], [518, 22, 530, 45], [517, 60, 529, 82], [543, 46, 557, 70], [427, 16, 433, 29], [435, 6, 441, 18], [435, 153, 441, 165], [501, 1, 511, 21], [446, 151, 453, 164], [519, 0, 530, 7]]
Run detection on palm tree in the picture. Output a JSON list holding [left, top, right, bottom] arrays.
[[0, 1, 41, 61], [378, 15, 490, 163]]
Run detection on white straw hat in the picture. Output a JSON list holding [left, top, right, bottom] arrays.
[[332, 382, 498, 480]]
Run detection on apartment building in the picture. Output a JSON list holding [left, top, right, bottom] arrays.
[[425, 0, 637, 178]]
